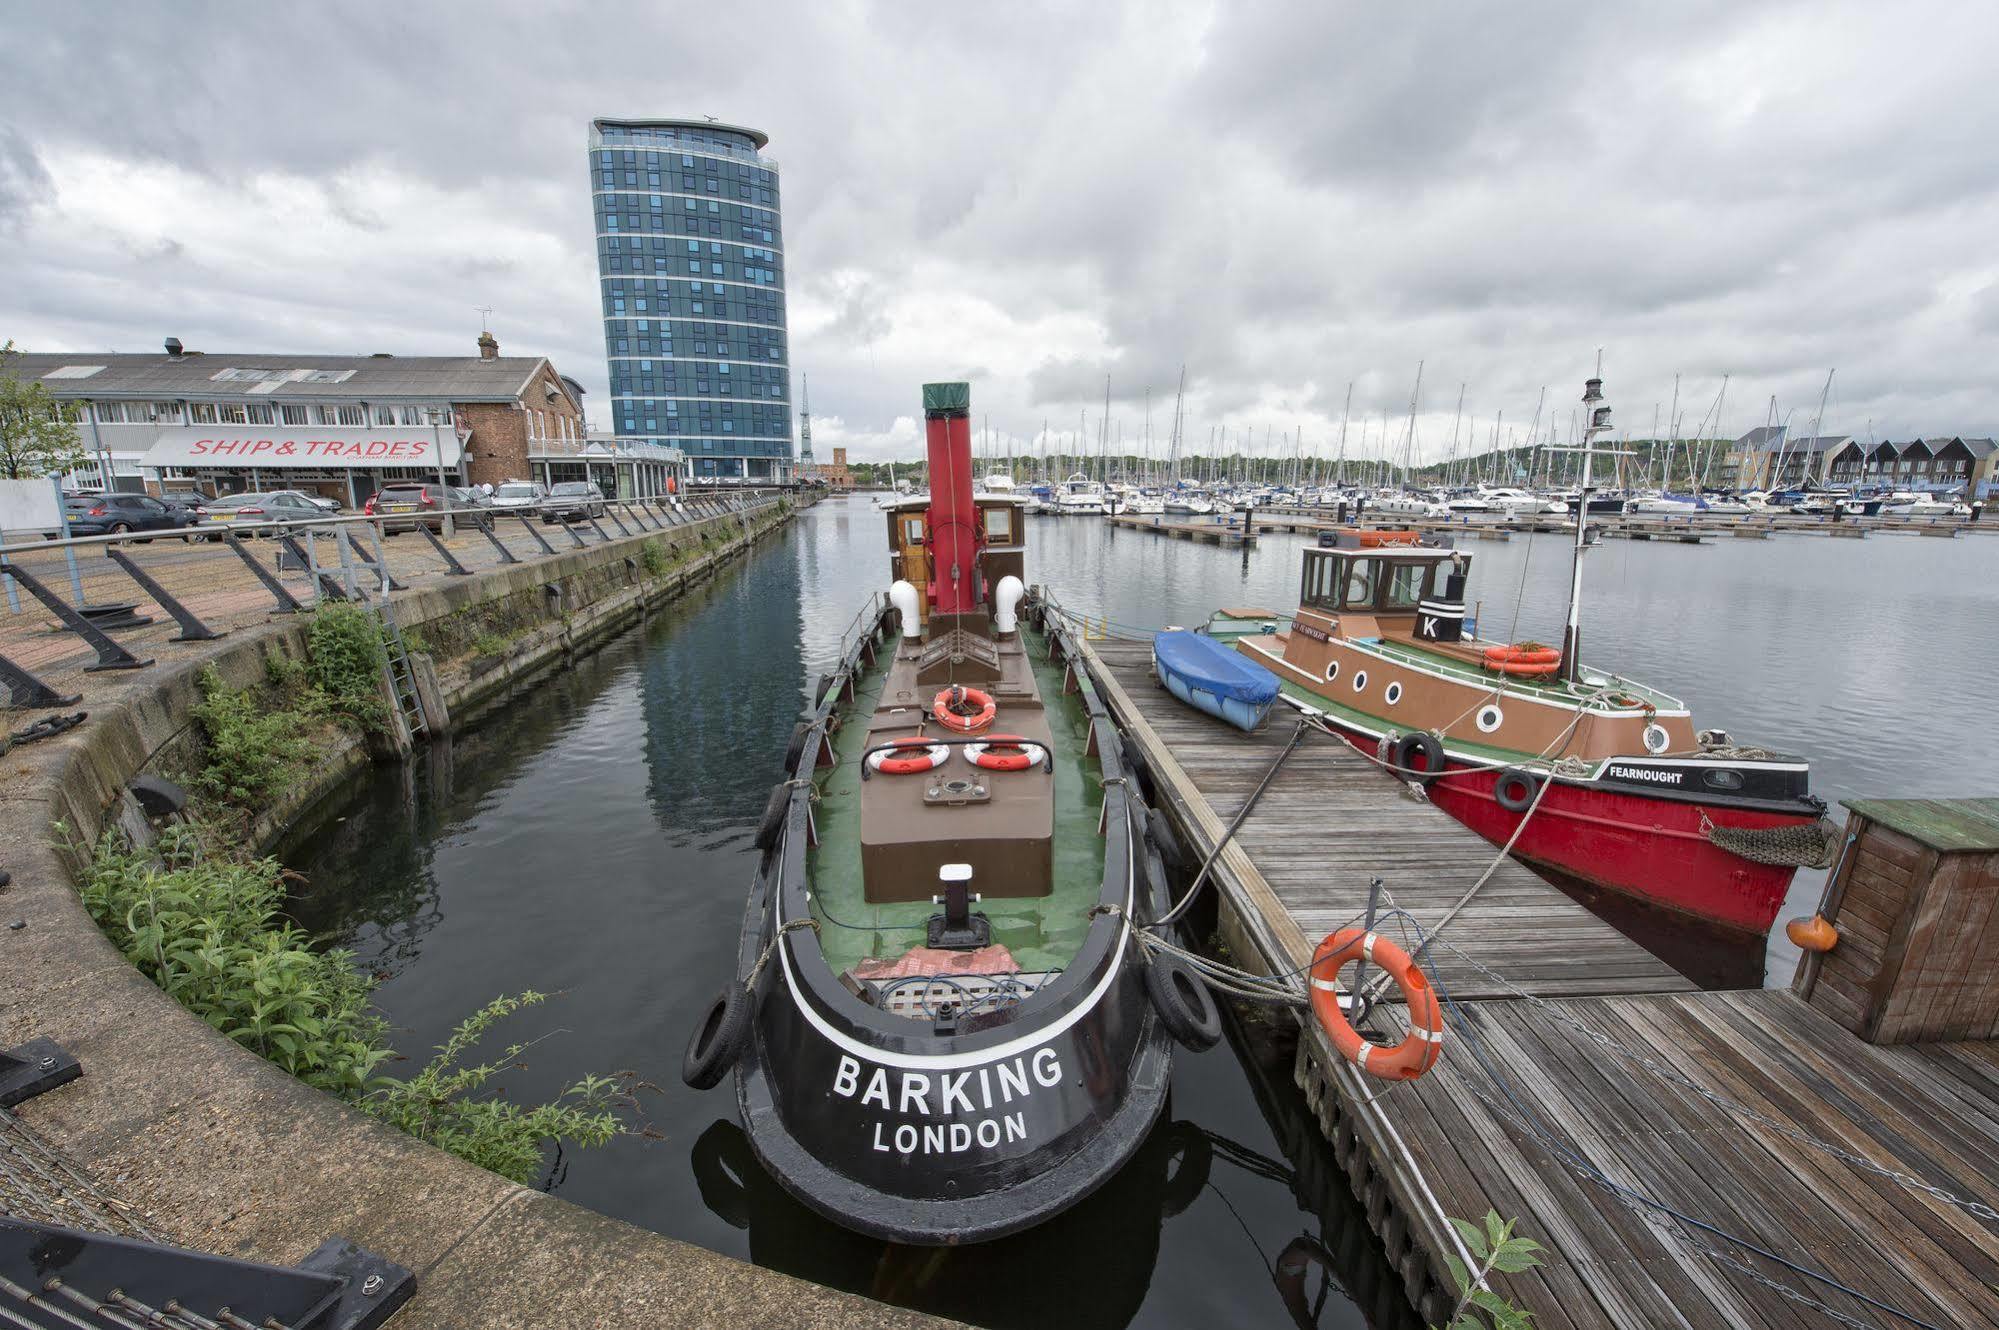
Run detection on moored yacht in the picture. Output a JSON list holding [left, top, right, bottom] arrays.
[[684, 382, 1197, 1244], [1053, 472, 1110, 515]]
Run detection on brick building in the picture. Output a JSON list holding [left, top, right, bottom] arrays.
[[803, 445, 854, 490], [8, 334, 587, 505]]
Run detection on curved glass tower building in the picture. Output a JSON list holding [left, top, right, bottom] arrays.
[[588, 118, 791, 484]]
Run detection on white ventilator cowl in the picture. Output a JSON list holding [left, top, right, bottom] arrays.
[[889, 580, 923, 638], [993, 575, 1025, 634]]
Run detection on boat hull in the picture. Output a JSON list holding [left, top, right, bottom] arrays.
[[1312, 715, 1815, 934], [728, 605, 1177, 1245], [735, 922, 1173, 1245]]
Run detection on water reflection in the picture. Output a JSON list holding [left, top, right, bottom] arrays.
[[281, 498, 1998, 1329]]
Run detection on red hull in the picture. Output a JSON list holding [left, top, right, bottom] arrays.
[[1321, 722, 1808, 934]]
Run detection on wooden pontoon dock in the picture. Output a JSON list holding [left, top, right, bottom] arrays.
[[1107, 512, 1259, 547], [1063, 627, 1999, 1329]]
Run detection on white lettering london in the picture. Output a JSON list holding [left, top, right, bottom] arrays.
[[832, 1047, 1063, 1156]]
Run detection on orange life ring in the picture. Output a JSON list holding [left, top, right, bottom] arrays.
[[1482, 658, 1561, 678], [932, 685, 998, 733], [868, 738, 950, 775], [1308, 929, 1444, 1081], [964, 734, 1046, 772], [1483, 643, 1561, 666]]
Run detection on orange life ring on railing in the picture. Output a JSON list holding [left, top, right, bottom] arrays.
[[1308, 929, 1444, 1081], [964, 734, 1047, 772], [868, 738, 950, 775], [932, 685, 998, 733]]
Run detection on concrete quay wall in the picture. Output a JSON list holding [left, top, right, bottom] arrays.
[[0, 497, 949, 1329]]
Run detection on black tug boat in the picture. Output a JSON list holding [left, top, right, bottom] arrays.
[[682, 382, 1209, 1244]]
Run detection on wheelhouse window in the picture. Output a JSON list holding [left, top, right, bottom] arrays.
[[1343, 558, 1378, 608], [1384, 561, 1427, 610], [1301, 551, 1340, 609], [981, 505, 1015, 543]]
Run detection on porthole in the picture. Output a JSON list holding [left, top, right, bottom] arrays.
[[1643, 723, 1671, 754], [1324, 660, 1340, 683], [1384, 682, 1403, 706], [1476, 704, 1504, 733], [1352, 670, 1369, 693]]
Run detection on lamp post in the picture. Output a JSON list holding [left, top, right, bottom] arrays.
[[427, 408, 455, 537]]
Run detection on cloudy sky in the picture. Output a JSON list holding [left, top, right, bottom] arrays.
[[4, 2, 1996, 465]]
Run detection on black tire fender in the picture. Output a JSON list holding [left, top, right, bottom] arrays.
[[753, 783, 792, 852], [1146, 805, 1186, 874], [682, 984, 750, 1090], [782, 721, 814, 776], [1493, 766, 1543, 814], [1120, 732, 1158, 804], [1144, 952, 1223, 1051], [1390, 731, 1447, 786]]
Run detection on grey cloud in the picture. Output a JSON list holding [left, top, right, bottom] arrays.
[[2, 0, 1996, 464]]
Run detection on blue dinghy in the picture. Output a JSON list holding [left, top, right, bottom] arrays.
[[1154, 630, 1281, 732]]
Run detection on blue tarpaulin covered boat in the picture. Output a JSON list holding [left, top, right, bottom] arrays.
[[1154, 630, 1281, 732]]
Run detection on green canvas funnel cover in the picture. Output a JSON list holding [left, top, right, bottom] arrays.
[[922, 382, 971, 415]]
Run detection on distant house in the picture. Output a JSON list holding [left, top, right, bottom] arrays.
[[1732, 428, 1997, 496], [1733, 426, 1852, 489]]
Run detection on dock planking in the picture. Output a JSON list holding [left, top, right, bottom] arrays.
[[1067, 626, 1999, 1328]]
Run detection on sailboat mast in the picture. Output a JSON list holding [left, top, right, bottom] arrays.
[[1336, 382, 1352, 487]]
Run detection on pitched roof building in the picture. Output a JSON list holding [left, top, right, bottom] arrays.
[[1, 335, 683, 502]]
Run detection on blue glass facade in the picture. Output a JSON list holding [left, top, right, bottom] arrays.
[[588, 119, 791, 482]]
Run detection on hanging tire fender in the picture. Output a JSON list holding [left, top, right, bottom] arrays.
[[1493, 766, 1543, 814], [1120, 732, 1158, 804], [753, 783, 792, 852], [1145, 805, 1186, 874], [1144, 952, 1223, 1051], [682, 983, 751, 1090], [1389, 731, 1446, 785]]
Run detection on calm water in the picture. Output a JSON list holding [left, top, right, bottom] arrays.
[[285, 497, 1998, 1328]]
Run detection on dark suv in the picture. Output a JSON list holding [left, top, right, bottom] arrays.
[[62, 493, 204, 541]]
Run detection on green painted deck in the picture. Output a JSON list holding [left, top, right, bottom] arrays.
[[806, 623, 1108, 976]]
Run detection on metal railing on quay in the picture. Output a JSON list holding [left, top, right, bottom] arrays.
[[0, 493, 782, 709]]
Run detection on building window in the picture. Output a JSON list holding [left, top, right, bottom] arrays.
[[189, 402, 217, 423], [247, 404, 274, 424]]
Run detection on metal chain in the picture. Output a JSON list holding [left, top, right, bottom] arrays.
[[1432, 936, 1999, 1225]]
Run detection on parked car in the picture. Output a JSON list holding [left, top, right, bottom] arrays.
[[59, 493, 205, 541], [202, 491, 329, 534], [450, 486, 493, 509], [364, 482, 486, 533], [487, 481, 547, 512], [541, 481, 608, 524], [264, 488, 342, 513]]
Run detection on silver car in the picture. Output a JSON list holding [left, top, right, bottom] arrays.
[[488, 482, 547, 512]]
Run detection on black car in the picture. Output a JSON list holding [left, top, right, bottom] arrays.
[[61, 493, 204, 540]]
